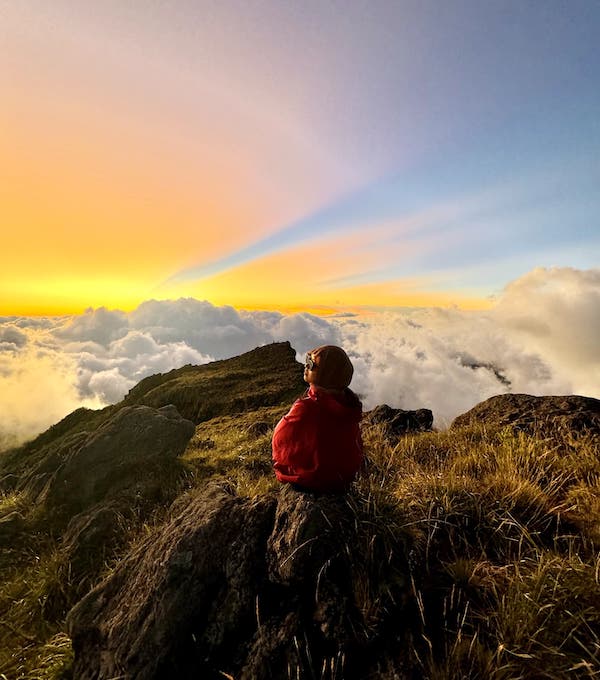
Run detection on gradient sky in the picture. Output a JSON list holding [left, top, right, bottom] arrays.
[[2, 0, 599, 315]]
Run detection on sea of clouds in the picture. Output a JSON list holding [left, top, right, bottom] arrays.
[[1, 267, 598, 449]]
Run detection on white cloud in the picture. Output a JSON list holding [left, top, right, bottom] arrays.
[[492, 267, 600, 396], [129, 298, 270, 357], [54, 307, 129, 346], [338, 308, 569, 426], [0, 325, 28, 349], [256, 311, 343, 356], [0, 267, 598, 447], [0, 348, 103, 451], [334, 267, 599, 424], [86, 368, 136, 404]]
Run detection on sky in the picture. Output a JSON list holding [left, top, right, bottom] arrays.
[[2, 0, 599, 314], [1, 2, 599, 443]]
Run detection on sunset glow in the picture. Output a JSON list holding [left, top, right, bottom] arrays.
[[2, 2, 598, 316]]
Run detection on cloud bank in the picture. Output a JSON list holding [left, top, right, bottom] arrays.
[[1, 267, 598, 449]]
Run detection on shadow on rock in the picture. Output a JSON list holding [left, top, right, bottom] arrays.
[[12, 404, 196, 533]]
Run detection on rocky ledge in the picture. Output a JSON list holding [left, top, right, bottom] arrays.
[[67, 483, 413, 680], [451, 393, 600, 436]]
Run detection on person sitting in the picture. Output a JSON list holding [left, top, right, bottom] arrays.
[[272, 345, 363, 493]]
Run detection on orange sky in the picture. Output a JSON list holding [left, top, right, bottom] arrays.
[[2, 2, 598, 317]]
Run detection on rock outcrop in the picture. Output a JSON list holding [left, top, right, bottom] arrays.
[[0, 403, 196, 580], [17, 404, 195, 521], [365, 404, 433, 436], [68, 484, 275, 679], [451, 393, 600, 436], [42, 405, 194, 512], [67, 484, 414, 680]]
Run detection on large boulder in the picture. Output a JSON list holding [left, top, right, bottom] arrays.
[[39, 404, 195, 516], [451, 394, 600, 437], [67, 484, 277, 680], [67, 484, 414, 680], [365, 404, 433, 436]]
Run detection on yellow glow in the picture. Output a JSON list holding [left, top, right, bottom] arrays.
[[161, 243, 494, 314], [0, 100, 274, 310], [1, 277, 156, 316]]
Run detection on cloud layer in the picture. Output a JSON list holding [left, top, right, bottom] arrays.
[[1, 267, 597, 449]]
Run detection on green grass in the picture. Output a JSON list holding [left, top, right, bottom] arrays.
[[1, 409, 598, 678], [181, 405, 287, 496]]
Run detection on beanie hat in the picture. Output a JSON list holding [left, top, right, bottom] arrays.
[[309, 345, 354, 390]]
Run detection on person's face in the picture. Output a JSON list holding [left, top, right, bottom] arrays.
[[304, 352, 319, 384]]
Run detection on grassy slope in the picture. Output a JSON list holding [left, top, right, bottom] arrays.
[[122, 341, 305, 422], [0, 343, 303, 677], [359, 425, 600, 678]]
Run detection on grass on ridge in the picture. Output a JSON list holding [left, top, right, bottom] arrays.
[[181, 404, 287, 496]]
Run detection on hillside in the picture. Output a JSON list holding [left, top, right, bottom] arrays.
[[0, 343, 599, 679]]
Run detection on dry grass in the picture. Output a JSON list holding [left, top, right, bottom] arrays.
[[353, 421, 600, 678], [0, 544, 74, 678], [0, 490, 29, 518]]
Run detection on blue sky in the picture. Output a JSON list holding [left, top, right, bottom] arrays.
[[164, 0, 600, 301]]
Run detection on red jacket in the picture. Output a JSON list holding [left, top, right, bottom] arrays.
[[272, 385, 363, 493]]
